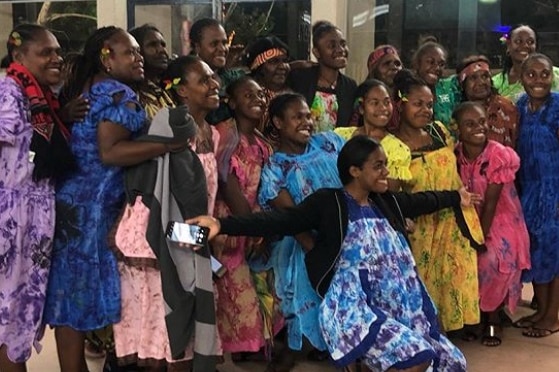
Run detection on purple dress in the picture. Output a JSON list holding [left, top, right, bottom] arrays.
[[0, 78, 55, 363]]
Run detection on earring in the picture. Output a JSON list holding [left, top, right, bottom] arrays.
[[106, 66, 112, 73]]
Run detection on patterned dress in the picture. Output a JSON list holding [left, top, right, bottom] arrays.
[[113, 127, 220, 365], [516, 93, 559, 284], [434, 75, 462, 131], [396, 123, 484, 331], [44, 79, 145, 331], [334, 128, 413, 183], [258, 132, 345, 350], [456, 141, 530, 312], [484, 95, 519, 148], [310, 90, 338, 132], [0, 78, 55, 363], [320, 192, 466, 371], [213, 133, 283, 352]]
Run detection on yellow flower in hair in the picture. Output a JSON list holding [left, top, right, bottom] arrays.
[[164, 77, 181, 90], [9, 31, 22, 46], [398, 90, 408, 102], [101, 47, 111, 57]]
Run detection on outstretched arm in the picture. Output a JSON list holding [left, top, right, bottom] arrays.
[[394, 187, 481, 219]]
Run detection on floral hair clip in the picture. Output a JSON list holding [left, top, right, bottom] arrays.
[[499, 34, 509, 45], [8, 31, 22, 47], [163, 77, 182, 90], [398, 90, 408, 102], [101, 47, 111, 57]]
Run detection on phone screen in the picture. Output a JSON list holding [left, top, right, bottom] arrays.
[[166, 221, 209, 246]]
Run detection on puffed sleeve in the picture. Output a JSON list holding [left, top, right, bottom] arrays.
[[486, 142, 520, 184], [0, 79, 25, 145], [258, 158, 287, 209], [89, 79, 146, 134], [381, 134, 412, 181], [333, 126, 356, 141]]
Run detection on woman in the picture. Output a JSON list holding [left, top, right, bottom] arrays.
[[492, 24, 559, 103], [411, 41, 461, 129], [288, 21, 357, 131], [335, 79, 411, 192], [212, 76, 282, 361], [456, 55, 519, 147], [515, 53, 559, 338], [244, 35, 291, 137], [114, 55, 222, 371], [366, 44, 402, 90], [188, 136, 472, 372], [0, 24, 74, 372], [190, 18, 243, 126], [455, 101, 530, 346], [392, 69, 484, 333], [256, 93, 345, 366], [43, 27, 184, 372]]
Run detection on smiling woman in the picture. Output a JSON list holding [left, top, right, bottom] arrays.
[[0, 23, 74, 371], [42, 26, 186, 372]]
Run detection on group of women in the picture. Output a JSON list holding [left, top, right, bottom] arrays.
[[1, 15, 559, 372]]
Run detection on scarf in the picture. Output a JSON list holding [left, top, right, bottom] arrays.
[[6, 62, 75, 181], [124, 106, 218, 371]]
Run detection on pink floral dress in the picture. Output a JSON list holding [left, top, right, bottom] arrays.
[[213, 133, 283, 352], [456, 140, 530, 313], [113, 128, 220, 367]]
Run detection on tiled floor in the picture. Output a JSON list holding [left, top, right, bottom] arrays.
[[26, 286, 559, 372]]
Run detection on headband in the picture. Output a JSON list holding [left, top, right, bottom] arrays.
[[367, 45, 398, 70], [458, 61, 490, 83], [250, 48, 287, 71]]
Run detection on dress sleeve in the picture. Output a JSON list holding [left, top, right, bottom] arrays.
[[333, 126, 356, 141], [258, 158, 287, 208], [486, 143, 520, 184], [0, 83, 24, 145], [381, 135, 412, 181], [90, 80, 146, 134]]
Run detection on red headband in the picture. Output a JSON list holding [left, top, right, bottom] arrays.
[[367, 45, 399, 70], [459, 61, 490, 83], [250, 48, 287, 71]]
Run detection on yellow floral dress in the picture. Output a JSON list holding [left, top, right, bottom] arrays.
[[394, 122, 484, 331], [334, 127, 412, 183]]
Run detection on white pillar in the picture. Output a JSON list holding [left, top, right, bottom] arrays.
[[0, 3, 13, 63], [97, 0, 128, 29]]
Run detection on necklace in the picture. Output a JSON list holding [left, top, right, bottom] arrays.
[[318, 75, 337, 90]]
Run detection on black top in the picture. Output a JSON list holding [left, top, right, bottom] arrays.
[[219, 188, 465, 297], [287, 65, 357, 128]]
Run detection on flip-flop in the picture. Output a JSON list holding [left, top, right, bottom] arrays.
[[522, 327, 559, 338], [512, 316, 535, 329], [481, 324, 502, 347]]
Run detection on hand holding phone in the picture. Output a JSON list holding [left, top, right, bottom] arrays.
[[166, 221, 209, 247]]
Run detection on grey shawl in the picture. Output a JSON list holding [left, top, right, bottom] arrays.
[[124, 106, 218, 371]]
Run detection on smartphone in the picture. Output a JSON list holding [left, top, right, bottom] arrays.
[[211, 256, 227, 278], [166, 221, 209, 247]]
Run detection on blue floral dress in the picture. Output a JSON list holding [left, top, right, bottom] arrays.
[[319, 192, 466, 371], [257, 131, 345, 351], [44, 79, 145, 330], [516, 93, 559, 284]]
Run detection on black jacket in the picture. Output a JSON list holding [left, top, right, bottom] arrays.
[[219, 188, 464, 297], [287, 65, 357, 128]]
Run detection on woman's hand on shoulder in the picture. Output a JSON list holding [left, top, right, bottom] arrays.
[[458, 186, 482, 207], [59, 95, 89, 123]]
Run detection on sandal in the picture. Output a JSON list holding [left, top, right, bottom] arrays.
[[512, 315, 536, 329], [522, 327, 559, 338], [481, 324, 502, 347]]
